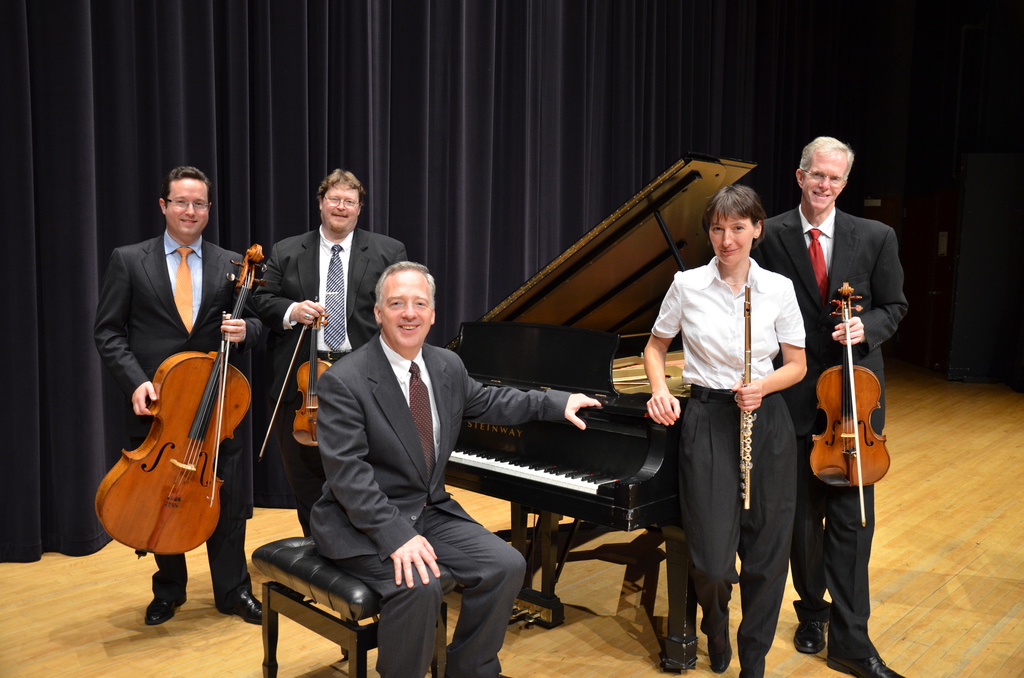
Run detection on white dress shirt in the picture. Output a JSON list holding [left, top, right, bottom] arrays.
[[650, 258, 805, 390]]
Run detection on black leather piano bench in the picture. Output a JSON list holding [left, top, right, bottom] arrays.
[[252, 536, 456, 678]]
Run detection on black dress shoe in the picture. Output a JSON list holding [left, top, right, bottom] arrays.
[[794, 619, 828, 654], [708, 634, 732, 674], [827, 655, 905, 678], [217, 589, 262, 625], [145, 596, 186, 625]]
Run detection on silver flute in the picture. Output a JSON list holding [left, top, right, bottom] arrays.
[[740, 285, 756, 510]]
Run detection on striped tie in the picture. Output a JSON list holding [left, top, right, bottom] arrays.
[[323, 244, 347, 349]]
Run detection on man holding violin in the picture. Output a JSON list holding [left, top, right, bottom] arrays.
[[94, 166, 264, 626], [753, 137, 908, 678], [252, 169, 406, 537]]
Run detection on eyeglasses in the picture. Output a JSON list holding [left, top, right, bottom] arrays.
[[166, 199, 211, 212], [324, 196, 360, 209], [801, 169, 846, 188]]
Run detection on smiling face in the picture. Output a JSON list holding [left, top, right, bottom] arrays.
[[709, 212, 762, 268], [318, 186, 362, 242], [374, 269, 436, 360], [159, 178, 210, 246], [797, 151, 849, 224]]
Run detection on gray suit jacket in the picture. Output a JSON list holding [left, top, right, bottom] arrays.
[[251, 228, 407, 404], [753, 208, 907, 436], [310, 339, 570, 561]]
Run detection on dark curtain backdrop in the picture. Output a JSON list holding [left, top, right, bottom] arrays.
[[0, 0, 947, 561]]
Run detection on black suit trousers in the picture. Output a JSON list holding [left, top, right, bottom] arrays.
[[273, 417, 327, 537], [679, 394, 796, 677], [791, 432, 877, 659]]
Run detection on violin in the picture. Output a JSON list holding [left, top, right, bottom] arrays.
[[95, 244, 265, 554], [292, 314, 333, 445], [810, 282, 891, 525]]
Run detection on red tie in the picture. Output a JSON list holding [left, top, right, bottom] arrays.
[[808, 228, 829, 305], [408, 362, 435, 477]]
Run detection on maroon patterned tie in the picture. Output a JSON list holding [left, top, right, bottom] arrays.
[[408, 362, 435, 476], [808, 228, 829, 305]]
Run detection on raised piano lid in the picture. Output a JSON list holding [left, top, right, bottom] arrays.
[[470, 153, 755, 336], [452, 153, 754, 395]]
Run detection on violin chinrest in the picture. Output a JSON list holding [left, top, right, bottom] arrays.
[[814, 466, 852, 487]]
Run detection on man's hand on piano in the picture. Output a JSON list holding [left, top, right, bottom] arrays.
[[564, 393, 603, 430], [647, 389, 681, 426], [390, 535, 441, 588]]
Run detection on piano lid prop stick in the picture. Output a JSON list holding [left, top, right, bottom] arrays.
[[739, 286, 756, 510]]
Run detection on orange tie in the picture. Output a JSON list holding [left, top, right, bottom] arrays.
[[174, 247, 194, 331]]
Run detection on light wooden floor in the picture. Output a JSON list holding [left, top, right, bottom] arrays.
[[2, 360, 1023, 677]]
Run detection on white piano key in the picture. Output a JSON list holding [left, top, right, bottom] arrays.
[[450, 449, 607, 495]]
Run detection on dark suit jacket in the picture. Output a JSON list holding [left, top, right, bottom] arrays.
[[93, 235, 263, 515], [251, 228, 407, 404], [753, 208, 907, 436], [310, 339, 570, 561]]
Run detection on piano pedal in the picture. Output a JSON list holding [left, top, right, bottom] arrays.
[[523, 611, 543, 629], [509, 588, 564, 628], [509, 607, 532, 623]]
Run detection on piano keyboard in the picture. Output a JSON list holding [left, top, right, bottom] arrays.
[[450, 449, 615, 495]]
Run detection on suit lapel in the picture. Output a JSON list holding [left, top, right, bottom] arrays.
[[369, 342, 432, 482], [423, 346, 454, 476], [777, 210, 822, 305], [141, 236, 183, 329], [298, 229, 321, 301], [829, 210, 861, 296], [197, 243, 232, 332], [347, 230, 371, 320]]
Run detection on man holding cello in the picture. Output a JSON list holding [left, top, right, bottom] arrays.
[[754, 137, 908, 678], [94, 166, 263, 626]]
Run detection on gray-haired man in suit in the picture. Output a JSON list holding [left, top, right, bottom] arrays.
[[753, 137, 907, 678], [310, 262, 601, 678]]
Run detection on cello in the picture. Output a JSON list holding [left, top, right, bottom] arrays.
[[810, 282, 891, 526], [95, 244, 265, 554]]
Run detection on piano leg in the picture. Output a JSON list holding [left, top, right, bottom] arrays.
[[659, 524, 698, 672], [509, 503, 564, 628]]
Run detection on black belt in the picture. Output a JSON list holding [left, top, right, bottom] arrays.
[[318, 350, 351, 362], [688, 385, 737, 404]]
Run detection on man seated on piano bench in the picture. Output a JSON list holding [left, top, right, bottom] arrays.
[[309, 261, 601, 678]]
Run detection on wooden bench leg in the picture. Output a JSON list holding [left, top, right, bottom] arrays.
[[262, 582, 280, 678]]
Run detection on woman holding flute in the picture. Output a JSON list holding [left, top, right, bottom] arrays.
[[644, 184, 806, 677]]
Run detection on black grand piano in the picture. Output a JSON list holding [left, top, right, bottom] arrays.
[[445, 153, 755, 671]]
